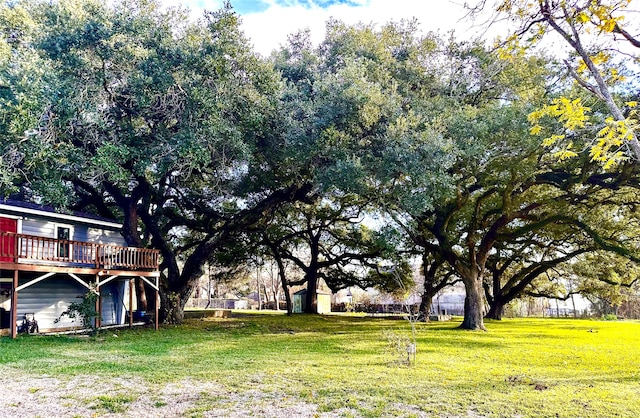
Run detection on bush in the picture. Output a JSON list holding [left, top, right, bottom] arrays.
[[55, 287, 99, 334]]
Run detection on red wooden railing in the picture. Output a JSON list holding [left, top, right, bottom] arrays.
[[0, 231, 159, 271]]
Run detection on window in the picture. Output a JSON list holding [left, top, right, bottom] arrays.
[[56, 226, 71, 258]]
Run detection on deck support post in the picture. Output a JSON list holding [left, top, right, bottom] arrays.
[[95, 275, 101, 330], [10, 269, 17, 339], [129, 278, 134, 328], [155, 277, 159, 331]]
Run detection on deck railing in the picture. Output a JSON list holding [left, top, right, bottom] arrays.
[[0, 231, 159, 271]]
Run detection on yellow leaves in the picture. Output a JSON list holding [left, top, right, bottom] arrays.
[[542, 134, 565, 147], [591, 51, 610, 66], [608, 68, 625, 83], [529, 95, 638, 167], [576, 54, 625, 85], [576, 51, 610, 74], [495, 36, 527, 62], [528, 97, 590, 139], [603, 152, 626, 169], [600, 16, 619, 32], [529, 125, 542, 135], [553, 146, 578, 162], [557, 97, 590, 130], [576, 12, 590, 24], [588, 117, 635, 167], [588, 0, 629, 33], [497, 0, 515, 13], [599, 117, 634, 146]]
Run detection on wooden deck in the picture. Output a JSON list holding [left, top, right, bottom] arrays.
[[1, 232, 161, 339], [0, 231, 159, 272]]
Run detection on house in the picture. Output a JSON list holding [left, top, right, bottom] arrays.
[[0, 199, 160, 338], [432, 292, 466, 316]]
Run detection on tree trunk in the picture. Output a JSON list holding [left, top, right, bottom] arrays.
[[158, 264, 199, 324], [274, 287, 281, 311], [305, 271, 318, 313], [135, 278, 148, 311], [118, 199, 149, 312], [271, 244, 293, 316], [486, 263, 502, 320], [419, 253, 454, 321], [283, 284, 292, 316], [459, 274, 487, 331], [485, 297, 505, 320], [305, 240, 320, 314], [419, 291, 435, 321], [485, 263, 504, 320], [159, 290, 185, 324]]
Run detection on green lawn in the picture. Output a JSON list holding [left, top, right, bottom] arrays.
[[1, 314, 639, 417]]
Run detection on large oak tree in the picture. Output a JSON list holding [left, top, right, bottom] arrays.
[[0, 0, 314, 322]]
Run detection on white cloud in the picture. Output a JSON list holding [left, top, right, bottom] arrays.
[[241, 0, 473, 55], [160, 1, 499, 56]]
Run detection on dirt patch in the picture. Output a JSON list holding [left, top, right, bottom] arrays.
[[0, 367, 323, 417]]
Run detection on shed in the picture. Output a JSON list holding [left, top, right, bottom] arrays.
[[293, 288, 332, 314]]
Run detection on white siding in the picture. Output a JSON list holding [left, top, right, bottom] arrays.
[[87, 227, 126, 246], [13, 215, 125, 267], [16, 277, 88, 331], [15, 277, 128, 331], [100, 281, 127, 326], [21, 218, 56, 238]]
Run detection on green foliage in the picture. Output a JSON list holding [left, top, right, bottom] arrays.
[[273, 19, 456, 206], [561, 250, 640, 316], [0, 0, 311, 322], [54, 288, 99, 334], [0, 1, 53, 194], [92, 394, 137, 414], [367, 259, 414, 297]]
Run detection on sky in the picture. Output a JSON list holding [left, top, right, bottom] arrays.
[[161, 0, 492, 56]]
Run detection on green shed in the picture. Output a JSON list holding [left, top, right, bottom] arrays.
[[293, 289, 332, 314]]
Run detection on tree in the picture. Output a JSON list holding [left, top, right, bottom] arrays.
[[570, 251, 640, 315], [0, 0, 314, 322], [256, 195, 409, 313], [417, 252, 460, 318], [481, 0, 640, 166], [381, 37, 640, 330], [483, 186, 640, 319], [260, 232, 304, 315], [0, 1, 51, 193], [269, 20, 453, 313], [381, 43, 555, 330], [274, 19, 584, 330]]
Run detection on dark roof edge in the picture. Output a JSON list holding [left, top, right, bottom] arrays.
[[0, 199, 122, 229]]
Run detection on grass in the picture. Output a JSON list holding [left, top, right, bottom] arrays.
[[1, 313, 640, 417], [92, 394, 138, 413]]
